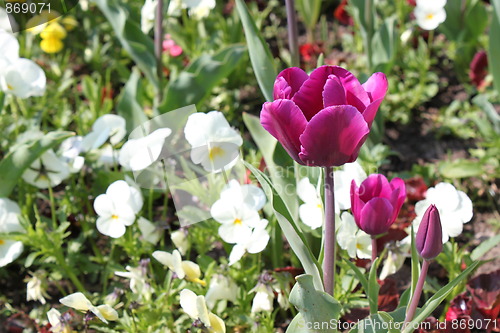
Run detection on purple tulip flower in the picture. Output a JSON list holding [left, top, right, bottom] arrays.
[[260, 65, 388, 167], [350, 174, 406, 235], [416, 204, 443, 260]]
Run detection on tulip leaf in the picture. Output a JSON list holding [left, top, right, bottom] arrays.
[[368, 258, 381, 314], [0, 131, 74, 197], [295, 0, 322, 31], [410, 227, 420, 302], [371, 16, 398, 73], [159, 45, 245, 112], [242, 113, 298, 220], [93, 0, 158, 89], [235, 0, 276, 102], [288, 274, 342, 333], [117, 67, 149, 133], [244, 161, 324, 291], [472, 94, 500, 135], [286, 313, 309, 333], [342, 258, 368, 292], [349, 307, 407, 333], [401, 261, 480, 333], [494, 0, 500, 23]]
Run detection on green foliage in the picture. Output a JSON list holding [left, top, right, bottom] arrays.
[[0, 131, 73, 197], [235, 0, 277, 102]]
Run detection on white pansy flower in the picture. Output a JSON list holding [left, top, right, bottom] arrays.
[[0, 58, 46, 98], [115, 264, 152, 301], [337, 212, 372, 259], [210, 180, 265, 244], [47, 308, 70, 333], [229, 219, 270, 265], [119, 128, 171, 171], [414, 0, 447, 30], [180, 289, 226, 333], [334, 161, 367, 211], [184, 111, 243, 173], [59, 292, 118, 324], [412, 182, 473, 243], [380, 237, 411, 280], [59, 136, 85, 173], [297, 177, 323, 229], [0, 198, 24, 267], [22, 149, 70, 189], [184, 0, 216, 19], [205, 274, 238, 309], [141, 0, 157, 33], [171, 229, 190, 255], [26, 274, 49, 304], [137, 217, 163, 245], [250, 283, 274, 313], [82, 114, 126, 151], [93, 180, 143, 238], [153, 250, 206, 286]]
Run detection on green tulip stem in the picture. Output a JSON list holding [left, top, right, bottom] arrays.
[[404, 259, 430, 324], [323, 166, 336, 296], [371, 236, 377, 263]]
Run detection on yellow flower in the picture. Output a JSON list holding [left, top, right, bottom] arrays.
[[26, 10, 60, 34], [40, 22, 67, 40], [40, 37, 64, 53]]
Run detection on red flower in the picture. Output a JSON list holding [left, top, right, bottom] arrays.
[[334, 0, 353, 25], [470, 51, 489, 89]]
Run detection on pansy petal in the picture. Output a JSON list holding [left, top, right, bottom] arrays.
[[96, 217, 126, 238], [93, 194, 114, 217], [228, 244, 246, 265], [260, 99, 307, 164], [299, 203, 323, 229], [246, 228, 270, 253], [0, 240, 23, 267], [59, 292, 92, 311], [299, 105, 369, 167], [218, 224, 252, 244], [180, 289, 199, 319]]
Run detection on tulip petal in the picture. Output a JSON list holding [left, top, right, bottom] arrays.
[[350, 180, 365, 229], [293, 66, 337, 120], [359, 197, 394, 235], [331, 66, 370, 112], [274, 67, 309, 99], [360, 98, 383, 129], [260, 99, 307, 164], [362, 72, 388, 102], [389, 177, 406, 220], [299, 105, 369, 166], [358, 174, 391, 202], [322, 75, 346, 107]]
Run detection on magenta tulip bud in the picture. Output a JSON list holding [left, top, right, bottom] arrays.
[[350, 174, 406, 235], [416, 204, 443, 260], [260, 66, 388, 167]]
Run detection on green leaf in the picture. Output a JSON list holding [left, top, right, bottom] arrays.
[[368, 258, 381, 314], [471, 234, 500, 261], [349, 307, 407, 333], [286, 313, 309, 333], [402, 261, 480, 333], [493, 0, 500, 23], [371, 16, 398, 72], [489, 2, 500, 97], [342, 258, 368, 292], [235, 0, 276, 102], [117, 67, 149, 133], [244, 161, 323, 291], [159, 45, 245, 112], [473, 94, 500, 135], [288, 274, 342, 333], [295, 0, 322, 30], [410, 227, 420, 299], [93, 0, 158, 89], [438, 159, 484, 178], [242, 113, 298, 220], [0, 131, 74, 197]]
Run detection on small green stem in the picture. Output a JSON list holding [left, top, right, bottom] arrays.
[[54, 250, 86, 293], [285, 0, 300, 67], [47, 186, 57, 229], [371, 236, 377, 263], [323, 166, 336, 296], [404, 259, 430, 326]]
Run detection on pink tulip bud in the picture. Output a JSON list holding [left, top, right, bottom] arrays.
[[416, 204, 443, 260], [350, 174, 406, 235], [260, 66, 388, 167]]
